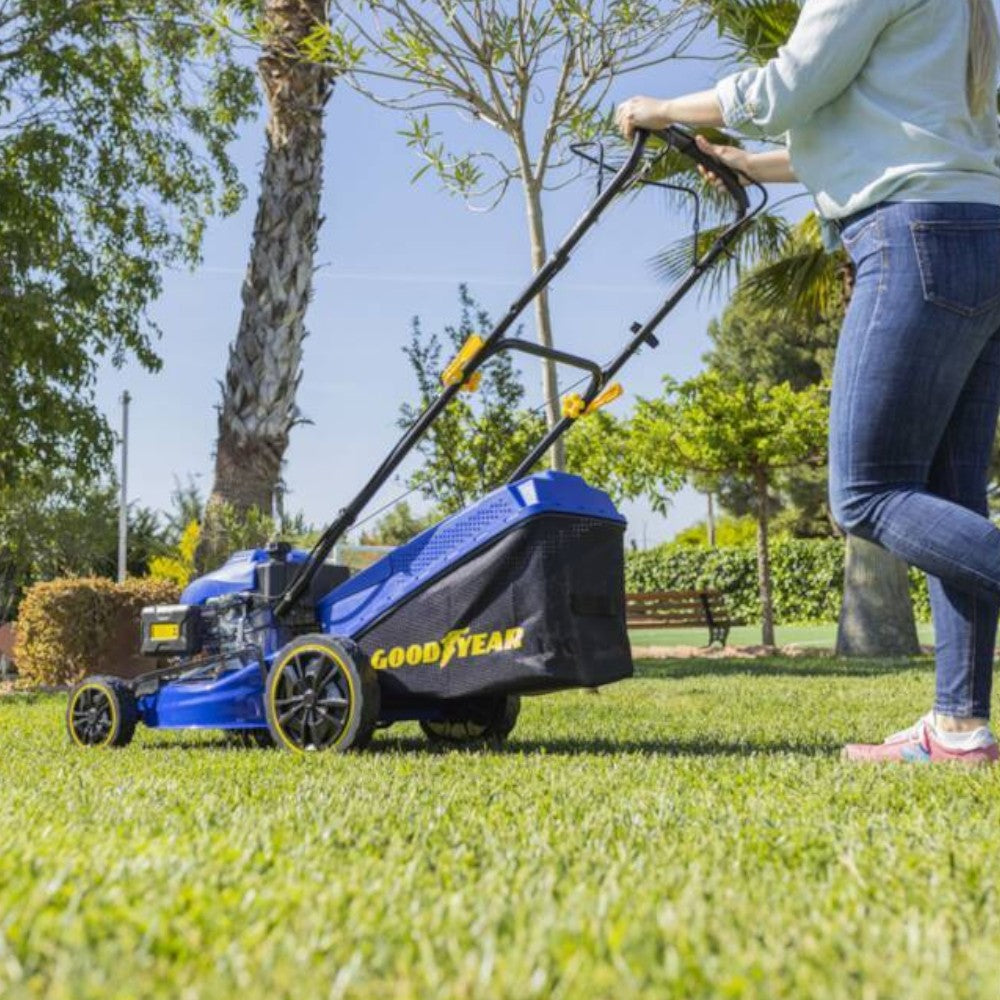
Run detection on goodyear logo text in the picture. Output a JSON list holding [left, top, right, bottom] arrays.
[[371, 626, 524, 671]]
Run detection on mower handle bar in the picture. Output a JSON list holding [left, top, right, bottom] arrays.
[[272, 127, 761, 619], [570, 126, 750, 219]]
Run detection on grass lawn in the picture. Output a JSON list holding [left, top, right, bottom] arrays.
[[630, 621, 937, 649], [4, 656, 1000, 999]]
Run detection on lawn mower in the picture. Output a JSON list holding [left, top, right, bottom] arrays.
[[66, 127, 764, 753]]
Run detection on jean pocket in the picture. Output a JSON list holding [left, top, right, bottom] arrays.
[[910, 220, 1000, 317]]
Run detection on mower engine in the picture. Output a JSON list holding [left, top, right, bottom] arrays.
[[139, 594, 264, 659]]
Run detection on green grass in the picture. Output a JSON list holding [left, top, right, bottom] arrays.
[[3, 657, 1000, 999], [630, 621, 936, 648]]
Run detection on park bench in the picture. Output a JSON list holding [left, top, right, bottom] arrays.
[[625, 590, 731, 647]]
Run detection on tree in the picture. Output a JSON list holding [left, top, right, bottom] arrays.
[[399, 286, 546, 514], [208, 0, 335, 515], [326, 0, 702, 469], [396, 285, 658, 522], [0, 472, 168, 620], [703, 285, 842, 538], [672, 514, 757, 548], [0, 1, 256, 491], [629, 371, 828, 645]]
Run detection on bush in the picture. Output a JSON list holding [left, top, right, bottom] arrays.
[[14, 577, 179, 686], [626, 538, 932, 626]]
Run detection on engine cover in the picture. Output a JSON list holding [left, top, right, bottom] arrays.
[[140, 604, 202, 656]]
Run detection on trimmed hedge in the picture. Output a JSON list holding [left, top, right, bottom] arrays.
[[626, 539, 931, 626], [14, 577, 179, 686]]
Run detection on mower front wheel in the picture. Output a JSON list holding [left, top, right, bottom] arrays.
[[66, 676, 138, 748], [266, 635, 379, 753], [421, 695, 520, 749]]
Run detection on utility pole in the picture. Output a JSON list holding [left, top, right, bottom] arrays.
[[707, 492, 716, 548], [117, 391, 131, 583]]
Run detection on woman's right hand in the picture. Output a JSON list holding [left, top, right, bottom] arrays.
[[694, 134, 752, 188]]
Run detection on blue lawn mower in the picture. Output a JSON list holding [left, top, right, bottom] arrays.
[[66, 128, 762, 753]]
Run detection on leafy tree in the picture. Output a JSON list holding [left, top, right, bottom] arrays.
[[162, 476, 207, 545], [149, 521, 202, 588], [0, 1, 256, 491], [399, 286, 547, 514], [703, 286, 842, 538], [0, 473, 168, 619], [397, 286, 661, 518], [673, 514, 757, 548], [209, 0, 336, 515], [629, 371, 828, 645], [705, 290, 840, 391], [325, 0, 703, 469], [564, 409, 665, 509]]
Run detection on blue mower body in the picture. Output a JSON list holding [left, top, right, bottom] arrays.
[[135, 471, 632, 732]]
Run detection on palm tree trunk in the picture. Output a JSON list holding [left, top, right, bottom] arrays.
[[211, 0, 333, 515], [836, 535, 921, 656], [518, 155, 565, 471], [754, 467, 776, 646]]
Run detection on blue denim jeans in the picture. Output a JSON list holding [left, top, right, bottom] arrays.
[[829, 202, 1000, 719]]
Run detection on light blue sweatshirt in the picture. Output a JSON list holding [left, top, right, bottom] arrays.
[[716, 0, 1000, 241]]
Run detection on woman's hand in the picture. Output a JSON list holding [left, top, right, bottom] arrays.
[[615, 96, 673, 140], [694, 135, 752, 188], [695, 137, 798, 186]]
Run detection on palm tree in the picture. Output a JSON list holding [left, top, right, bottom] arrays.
[[665, 0, 922, 655], [210, 0, 333, 515]]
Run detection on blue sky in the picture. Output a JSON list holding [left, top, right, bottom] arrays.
[[95, 41, 798, 549]]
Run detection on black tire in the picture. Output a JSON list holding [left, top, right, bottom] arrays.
[[66, 676, 138, 748], [266, 635, 379, 753], [420, 695, 520, 748], [224, 728, 275, 749]]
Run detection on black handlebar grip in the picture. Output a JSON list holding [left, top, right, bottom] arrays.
[[652, 125, 750, 218]]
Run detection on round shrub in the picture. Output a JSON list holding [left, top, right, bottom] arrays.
[[14, 577, 179, 686]]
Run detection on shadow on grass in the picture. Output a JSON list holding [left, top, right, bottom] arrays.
[[135, 731, 841, 759], [635, 656, 932, 681], [366, 734, 841, 758]]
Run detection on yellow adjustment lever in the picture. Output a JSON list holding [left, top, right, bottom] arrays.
[[585, 382, 624, 414], [441, 334, 485, 388], [561, 393, 586, 420]]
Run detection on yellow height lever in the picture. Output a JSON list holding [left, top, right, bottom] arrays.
[[561, 382, 624, 420], [441, 334, 485, 392]]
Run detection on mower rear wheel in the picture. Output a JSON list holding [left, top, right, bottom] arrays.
[[66, 676, 138, 748], [266, 635, 379, 753], [421, 695, 520, 749]]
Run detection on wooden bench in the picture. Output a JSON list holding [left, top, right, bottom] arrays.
[[625, 590, 731, 647]]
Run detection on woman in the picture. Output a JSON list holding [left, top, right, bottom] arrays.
[[617, 0, 1000, 764]]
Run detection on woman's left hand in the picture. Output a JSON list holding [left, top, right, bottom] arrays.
[[615, 96, 673, 140]]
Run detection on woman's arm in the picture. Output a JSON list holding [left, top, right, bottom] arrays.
[[618, 0, 902, 144], [716, 0, 900, 135], [614, 90, 724, 137]]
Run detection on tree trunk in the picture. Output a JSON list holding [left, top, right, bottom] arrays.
[[754, 468, 776, 647], [210, 0, 333, 515], [836, 535, 921, 656], [707, 492, 716, 548], [520, 170, 565, 471]]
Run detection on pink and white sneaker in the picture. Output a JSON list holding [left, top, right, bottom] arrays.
[[842, 713, 999, 766]]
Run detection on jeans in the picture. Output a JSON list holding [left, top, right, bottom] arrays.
[[829, 201, 1000, 719]]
